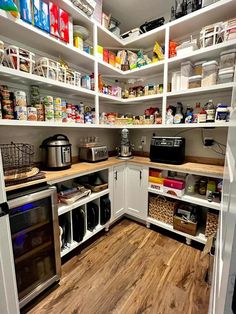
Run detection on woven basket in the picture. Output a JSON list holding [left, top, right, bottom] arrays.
[[148, 195, 178, 225], [205, 211, 219, 237]]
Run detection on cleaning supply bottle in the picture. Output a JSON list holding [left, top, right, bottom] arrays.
[[198, 106, 207, 123], [174, 102, 183, 124]]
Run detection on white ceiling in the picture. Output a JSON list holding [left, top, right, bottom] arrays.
[[103, 0, 173, 33]]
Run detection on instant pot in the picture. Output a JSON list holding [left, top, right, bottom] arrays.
[[41, 134, 72, 170]]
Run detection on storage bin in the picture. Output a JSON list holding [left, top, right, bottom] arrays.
[[219, 49, 236, 69], [148, 195, 178, 225], [4, 45, 35, 73], [163, 186, 185, 197], [205, 211, 219, 237], [202, 61, 218, 87], [188, 75, 202, 89], [218, 68, 234, 84], [180, 61, 193, 90], [200, 22, 224, 48], [176, 40, 198, 57], [171, 71, 181, 92], [222, 18, 236, 41], [33, 57, 63, 81], [173, 215, 198, 236], [66, 70, 81, 86]]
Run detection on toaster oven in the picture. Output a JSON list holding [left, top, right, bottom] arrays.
[[79, 146, 108, 162], [150, 136, 185, 165]]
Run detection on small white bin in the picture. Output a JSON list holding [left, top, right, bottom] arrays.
[[202, 61, 218, 87], [5, 45, 35, 73]]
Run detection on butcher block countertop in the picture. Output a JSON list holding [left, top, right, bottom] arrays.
[[5, 157, 224, 192]]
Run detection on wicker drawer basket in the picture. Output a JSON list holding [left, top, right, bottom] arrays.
[[205, 211, 219, 237], [149, 195, 178, 225]]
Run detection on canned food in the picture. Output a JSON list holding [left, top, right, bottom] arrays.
[[54, 110, 62, 122], [14, 106, 27, 120], [44, 106, 54, 121], [35, 104, 44, 121], [2, 101, 14, 119], [43, 96, 53, 106], [27, 107, 37, 121], [15, 90, 27, 106]]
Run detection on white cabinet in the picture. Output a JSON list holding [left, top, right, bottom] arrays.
[[113, 165, 126, 218], [126, 164, 148, 220]]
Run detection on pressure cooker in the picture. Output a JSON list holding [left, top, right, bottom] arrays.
[[41, 134, 72, 170]]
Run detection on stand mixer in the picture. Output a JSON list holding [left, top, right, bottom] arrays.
[[117, 129, 134, 160]]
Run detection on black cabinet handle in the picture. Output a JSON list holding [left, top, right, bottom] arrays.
[[114, 171, 118, 180], [140, 171, 142, 180], [0, 202, 9, 217]]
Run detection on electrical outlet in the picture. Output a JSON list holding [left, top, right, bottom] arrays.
[[204, 137, 214, 146], [141, 136, 146, 145]]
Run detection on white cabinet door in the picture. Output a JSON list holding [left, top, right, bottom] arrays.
[[126, 164, 148, 220], [113, 165, 126, 218]]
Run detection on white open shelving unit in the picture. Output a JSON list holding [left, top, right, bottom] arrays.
[[0, 0, 236, 129]]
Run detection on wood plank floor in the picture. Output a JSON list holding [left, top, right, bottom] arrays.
[[25, 219, 211, 314]]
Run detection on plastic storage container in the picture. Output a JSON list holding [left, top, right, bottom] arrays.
[[218, 68, 234, 84], [4, 45, 35, 73], [180, 61, 193, 90], [219, 49, 236, 69], [33, 57, 65, 81], [194, 61, 206, 75], [171, 71, 181, 92], [188, 75, 202, 89], [202, 61, 218, 87]]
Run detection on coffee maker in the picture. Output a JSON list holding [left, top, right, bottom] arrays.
[[117, 129, 133, 160]]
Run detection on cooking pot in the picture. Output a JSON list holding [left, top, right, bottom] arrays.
[[41, 134, 72, 170]]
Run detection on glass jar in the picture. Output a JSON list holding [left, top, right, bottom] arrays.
[[198, 178, 207, 195]]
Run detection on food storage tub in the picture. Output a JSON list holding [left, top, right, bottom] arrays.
[[180, 61, 193, 90], [202, 61, 218, 87], [176, 40, 198, 57], [66, 70, 81, 86], [171, 71, 181, 92], [4, 45, 35, 73], [218, 68, 234, 84], [194, 61, 206, 75], [188, 75, 202, 89], [33, 57, 64, 81], [219, 49, 236, 69]]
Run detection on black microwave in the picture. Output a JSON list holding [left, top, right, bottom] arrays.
[[150, 136, 185, 165]]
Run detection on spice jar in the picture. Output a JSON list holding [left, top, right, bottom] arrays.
[[198, 178, 207, 195]]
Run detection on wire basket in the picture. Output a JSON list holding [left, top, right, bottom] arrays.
[[0, 142, 34, 177]]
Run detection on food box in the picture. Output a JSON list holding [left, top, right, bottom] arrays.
[[33, 0, 42, 29], [164, 178, 185, 190], [103, 49, 109, 63], [149, 182, 164, 192], [97, 45, 103, 60], [19, 0, 32, 24], [59, 9, 69, 42], [109, 51, 116, 67], [149, 169, 162, 178], [149, 176, 164, 184], [173, 215, 198, 236], [49, 2, 59, 37], [40, 1, 50, 33], [163, 186, 185, 197]]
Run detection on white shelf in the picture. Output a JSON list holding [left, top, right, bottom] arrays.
[[98, 93, 163, 104], [147, 217, 207, 244], [168, 40, 236, 69], [61, 224, 106, 257], [148, 187, 221, 211], [98, 59, 164, 78], [0, 66, 96, 98], [0, 10, 95, 72], [0, 120, 106, 128], [58, 189, 110, 216], [167, 83, 235, 98]]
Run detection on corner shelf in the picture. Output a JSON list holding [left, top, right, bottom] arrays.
[[147, 216, 207, 244]]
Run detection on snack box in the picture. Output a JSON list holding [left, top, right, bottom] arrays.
[[49, 2, 59, 38], [149, 176, 164, 184], [59, 8, 69, 43], [164, 178, 185, 190], [163, 186, 185, 197], [97, 45, 103, 60], [149, 169, 162, 178], [103, 49, 109, 63], [33, 0, 42, 28], [149, 177, 164, 192], [41, 0, 50, 33], [109, 51, 116, 67], [19, 0, 32, 24]]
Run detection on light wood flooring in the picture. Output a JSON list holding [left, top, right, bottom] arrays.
[[25, 219, 211, 314]]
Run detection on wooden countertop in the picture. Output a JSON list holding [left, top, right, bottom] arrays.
[[5, 156, 224, 192], [129, 156, 224, 178]]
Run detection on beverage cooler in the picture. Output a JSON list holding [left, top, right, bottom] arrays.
[[7, 186, 61, 308], [0, 150, 61, 311]]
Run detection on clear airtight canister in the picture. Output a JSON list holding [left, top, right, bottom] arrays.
[[202, 61, 218, 87]]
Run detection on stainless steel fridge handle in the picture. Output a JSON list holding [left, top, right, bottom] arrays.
[[0, 202, 9, 217]]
